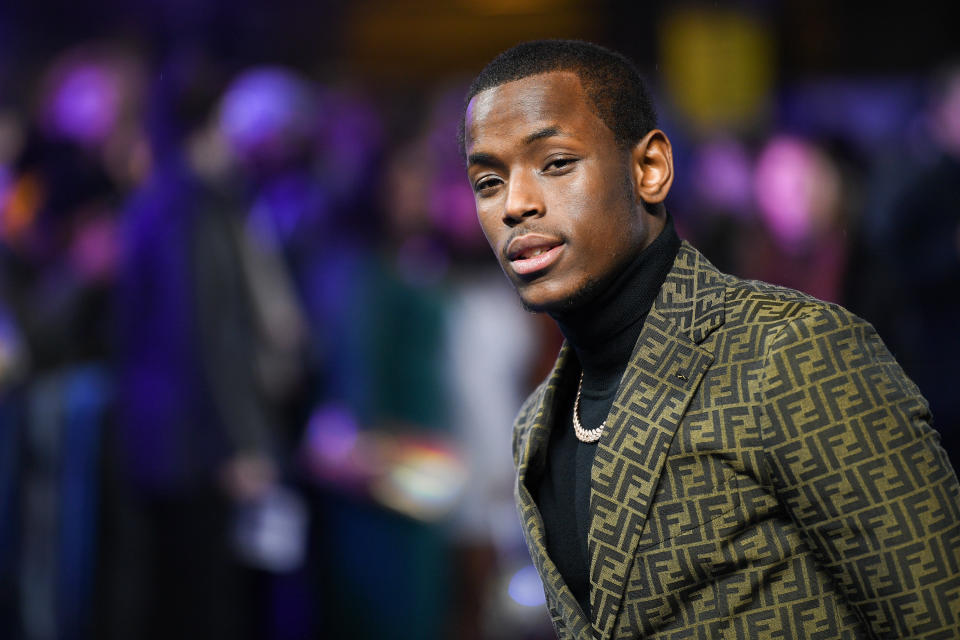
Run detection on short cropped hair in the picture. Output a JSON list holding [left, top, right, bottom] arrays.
[[459, 39, 657, 156]]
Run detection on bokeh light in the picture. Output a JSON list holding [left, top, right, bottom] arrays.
[[508, 564, 546, 608]]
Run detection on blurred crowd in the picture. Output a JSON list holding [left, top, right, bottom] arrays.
[[1, 10, 959, 640], [0, 39, 558, 640]]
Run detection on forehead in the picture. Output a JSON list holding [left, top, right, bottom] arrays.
[[465, 71, 605, 151]]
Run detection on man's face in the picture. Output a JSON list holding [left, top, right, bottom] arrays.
[[464, 71, 653, 312]]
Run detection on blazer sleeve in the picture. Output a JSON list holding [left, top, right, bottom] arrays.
[[759, 304, 960, 638]]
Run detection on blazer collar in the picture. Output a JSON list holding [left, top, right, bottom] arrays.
[[651, 241, 726, 345]]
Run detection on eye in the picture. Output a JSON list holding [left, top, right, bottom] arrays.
[[543, 157, 577, 173], [474, 175, 503, 196]]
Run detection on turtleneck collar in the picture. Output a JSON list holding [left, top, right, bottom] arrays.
[[551, 213, 681, 394]]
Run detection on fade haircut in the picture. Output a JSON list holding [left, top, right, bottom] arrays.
[[458, 39, 657, 156]]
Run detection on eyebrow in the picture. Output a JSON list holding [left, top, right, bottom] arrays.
[[467, 125, 567, 168], [523, 125, 564, 145], [467, 151, 501, 168]]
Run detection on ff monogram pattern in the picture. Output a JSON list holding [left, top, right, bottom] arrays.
[[513, 242, 960, 639]]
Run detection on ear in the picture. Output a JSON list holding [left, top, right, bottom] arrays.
[[630, 129, 674, 205]]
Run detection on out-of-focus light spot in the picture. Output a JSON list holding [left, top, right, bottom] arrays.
[[219, 68, 316, 166], [935, 71, 960, 156], [304, 404, 359, 467], [1, 173, 42, 242], [754, 136, 841, 250], [301, 403, 467, 522], [35, 47, 143, 152], [508, 565, 545, 607], [370, 437, 467, 521], [46, 64, 120, 145], [691, 138, 754, 215], [232, 487, 309, 573], [660, 8, 774, 130]]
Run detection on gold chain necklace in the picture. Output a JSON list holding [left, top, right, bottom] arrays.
[[573, 372, 605, 443]]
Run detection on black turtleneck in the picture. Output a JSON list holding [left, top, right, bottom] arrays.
[[531, 214, 681, 621]]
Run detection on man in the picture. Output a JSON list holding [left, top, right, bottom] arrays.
[[461, 40, 960, 639]]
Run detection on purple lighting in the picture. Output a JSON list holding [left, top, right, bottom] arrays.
[[691, 137, 754, 216], [303, 404, 359, 468], [218, 68, 317, 166], [45, 63, 121, 145], [508, 565, 546, 607], [428, 175, 480, 248], [934, 70, 960, 155], [0, 167, 11, 209], [753, 136, 840, 250]]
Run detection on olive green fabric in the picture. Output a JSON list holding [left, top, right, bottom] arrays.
[[513, 242, 960, 639]]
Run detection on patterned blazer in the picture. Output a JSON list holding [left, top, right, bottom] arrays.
[[513, 242, 960, 639]]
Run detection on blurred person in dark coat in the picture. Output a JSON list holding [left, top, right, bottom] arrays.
[[108, 51, 304, 640], [881, 65, 960, 468]]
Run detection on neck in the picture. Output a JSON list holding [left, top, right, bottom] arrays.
[[551, 213, 680, 393]]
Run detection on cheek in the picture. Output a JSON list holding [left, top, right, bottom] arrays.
[[564, 176, 621, 237], [475, 207, 502, 250], [573, 181, 638, 256], [548, 173, 595, 227]]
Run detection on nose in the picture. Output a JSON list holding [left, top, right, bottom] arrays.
[[502, 171, 544, 226]]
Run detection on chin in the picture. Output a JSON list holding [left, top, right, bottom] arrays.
[[518, 295, 558, 314], [514, 286, 563, 314], [516, 276, 601, 315]]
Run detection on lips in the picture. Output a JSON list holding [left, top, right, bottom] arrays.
[[506, 234, 564, 276]]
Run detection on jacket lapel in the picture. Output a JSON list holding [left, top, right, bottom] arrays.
[[514, 345, 596, 639], [588, 243, 725, 639]]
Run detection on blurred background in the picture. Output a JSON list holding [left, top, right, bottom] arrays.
[[0, 1, 957, 638]]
